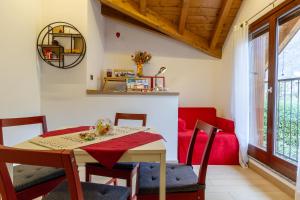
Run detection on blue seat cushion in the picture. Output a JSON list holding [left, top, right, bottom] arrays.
[[138, 163, 203, 195], [87, 162, 138, 170], [13, 165, 65, 192], [42, 181, 130, 200]]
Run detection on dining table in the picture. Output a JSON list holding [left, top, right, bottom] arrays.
[[12, 126, 167, 200]]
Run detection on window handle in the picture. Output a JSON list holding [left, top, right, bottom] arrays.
[[267, 87, 273, 94]]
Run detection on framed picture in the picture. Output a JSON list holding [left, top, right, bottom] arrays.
[[114, 69, 135, 77], [126, 78, 150, 91], [52, 25, 64, 33]]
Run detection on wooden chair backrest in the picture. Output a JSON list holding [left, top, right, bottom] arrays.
[[114, 113, 147, 127], [0, 145, 83, 200], [185, 120, 217, 185], [0, 116, 47, 145]]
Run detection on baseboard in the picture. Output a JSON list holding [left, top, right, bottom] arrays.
[[249, 157, 295, 198]]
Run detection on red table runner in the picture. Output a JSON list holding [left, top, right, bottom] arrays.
[[42, 126, 164, 168], [82, 132, 163, 168], [42, 126, 91, 137]]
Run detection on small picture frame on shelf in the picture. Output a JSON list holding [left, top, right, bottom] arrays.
[[114, 69, 135, 77], [52, 25, 64, 33], [126, 78, 150, 92]]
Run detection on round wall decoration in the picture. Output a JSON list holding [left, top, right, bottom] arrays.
[[37, 22, 86, 69]]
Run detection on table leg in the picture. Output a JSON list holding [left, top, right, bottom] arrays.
[[159, 152, 166, 200]]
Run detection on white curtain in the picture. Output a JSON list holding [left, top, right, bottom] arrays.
[[232, 22, 250, 167], [249, 34, 269, 149]]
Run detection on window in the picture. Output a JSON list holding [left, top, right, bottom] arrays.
[[248, 0, 300, 181], [249, 26, 269, 150], [276, 12, 300, 163]]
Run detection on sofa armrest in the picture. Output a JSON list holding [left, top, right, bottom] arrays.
[[216, 117, 235, 133], [178, 118, 187, 131]]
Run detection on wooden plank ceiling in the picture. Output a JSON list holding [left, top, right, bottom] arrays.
[[99, 0, 242, 58]]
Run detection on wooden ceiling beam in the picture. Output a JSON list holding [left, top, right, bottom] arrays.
[[178, 0, 190, 34], [99, 0, 222, 58], [140, 0, 147, 14], [210, 0, 234, 49], [101, 4, 161, 34]]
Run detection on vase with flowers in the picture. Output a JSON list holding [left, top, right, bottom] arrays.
[[131, 51, 152, 77]]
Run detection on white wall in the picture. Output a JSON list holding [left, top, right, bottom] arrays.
[[39, 0, 104, 121], [40, 0, 89, 99], [39, 1, 178, 160], [0, 0, 42, 145], [87, 0, 105, 89], [103, 17, 222, 109]]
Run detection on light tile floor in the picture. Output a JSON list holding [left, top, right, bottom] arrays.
[[37, 165, 294, 200], [203, 166, 293, 200]]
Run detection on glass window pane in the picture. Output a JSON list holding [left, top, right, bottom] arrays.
[[276, 12, 300, 163], [249, 28, 269, 150]]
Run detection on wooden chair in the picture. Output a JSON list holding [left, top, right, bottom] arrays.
[[0, 116, 66, 200], [136, 120, 218, 200], [0, 145, 130, 200], [114, 113, 147, 126], [85, 112, 147, 200]]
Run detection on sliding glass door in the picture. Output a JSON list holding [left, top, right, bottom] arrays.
[[248, 0, 300, 181]]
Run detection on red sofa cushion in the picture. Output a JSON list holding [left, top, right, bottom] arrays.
[[178, 130, 239, 165], [178, 107, 217, 129], [178, 107, 239, 165]]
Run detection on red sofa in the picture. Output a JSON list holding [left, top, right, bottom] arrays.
[[178, 107, 239, 165]]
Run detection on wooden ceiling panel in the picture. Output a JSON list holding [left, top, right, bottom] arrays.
[[148, 6, 181, 14], [186, 23, 216, 32], [146, 0, 182, 7], [147, 5, 181, 25], [187, 7, 219, 16], [186, 25, 214, 39], [186, 16, 217, 24], [162, 14, 180, 24], [99, 0, 242, 58], [189, 0, 223, 8], [215, 2, 242, 48]]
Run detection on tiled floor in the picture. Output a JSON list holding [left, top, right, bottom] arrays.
[[37, 165, 294, 200], [203, 166, 293, 200]]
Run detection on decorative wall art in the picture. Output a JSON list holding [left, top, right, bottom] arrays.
[[37, 22, 86, 69]]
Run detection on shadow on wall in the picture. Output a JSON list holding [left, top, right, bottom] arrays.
[[90, 0, 104, 41], [104, 17, 219, 60]]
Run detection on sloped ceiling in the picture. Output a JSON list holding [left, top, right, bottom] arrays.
[[99, 0, 242, 58]]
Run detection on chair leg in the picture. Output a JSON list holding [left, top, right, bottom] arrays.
[[198, 190, 205, 200], [113, 178, 118, 186], [130, 195, 137, 200], [85, 170, 91, 182], [105, 178, 118, 185], [127, 177, 132, 187]]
